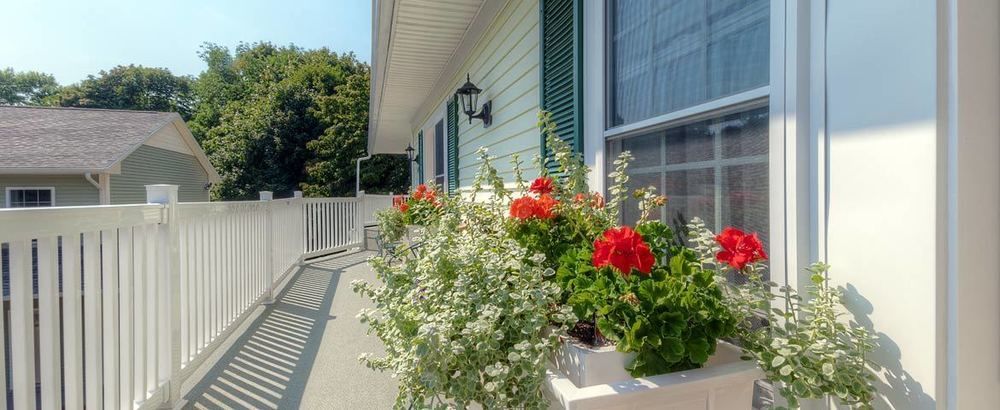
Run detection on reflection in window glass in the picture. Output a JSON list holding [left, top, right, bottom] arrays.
[[614, 107, 768, 250], [609, 0, 769, 127]]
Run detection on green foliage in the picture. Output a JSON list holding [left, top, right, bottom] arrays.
[[555, 221, 737, 377], [0, 68, 60, 105], [187, 42, 408, 199], [687, 220, 878, 409], [355, 183, 575, 409], [51, 65, 195, 119], [375, 207, 407, 244]]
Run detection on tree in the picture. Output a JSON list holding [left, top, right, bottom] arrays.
[[0, 68, 60, 105], [303, 70, 408, 196], [192, 42, 407, 200], [52, 65, 195, 119]]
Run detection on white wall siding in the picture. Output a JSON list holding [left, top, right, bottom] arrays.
[[414, 0, 541, 188], [825, 0, 940, 407]]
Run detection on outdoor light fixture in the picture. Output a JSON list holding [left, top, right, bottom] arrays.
[[455, 74, 492, 127], [405, 143, 416, 162]]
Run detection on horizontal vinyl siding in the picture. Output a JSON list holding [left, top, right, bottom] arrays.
[[111, 144, 210, 204], [417, 0, 541, 188], [0, 175, 98, 207]]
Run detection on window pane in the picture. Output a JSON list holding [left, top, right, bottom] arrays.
[[664, 168, 715, 230], [615, 107, 768, 253], [37, 189, 52, 203], [609, 0, 769, 127], [622, 133, 661, 169], [665, 122, 714, 165]]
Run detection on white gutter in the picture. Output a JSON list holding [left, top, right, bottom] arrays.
[[84, 173, 100, 189], [356, 154, 372, 195]]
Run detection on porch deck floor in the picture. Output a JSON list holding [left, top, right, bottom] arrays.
[[181, 251, 398, 410]]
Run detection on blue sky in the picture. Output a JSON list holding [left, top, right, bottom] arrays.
[[1, 0, 371, 84]]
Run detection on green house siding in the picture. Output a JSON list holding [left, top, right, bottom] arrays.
[[0, 175, 98, 208], [415, 0, 541, 189], [111, 145, 210, 204]]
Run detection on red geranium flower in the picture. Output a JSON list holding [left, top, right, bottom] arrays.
[[592, 226, 655, 277], [510, 197, 537, 220], [412, 184, 429, 200], [398, 203, 409, 213], [393, 195, 406, 207], [715, 227, 768, 271], [529, 177, 555, 195], [535, 194, 558, 219]]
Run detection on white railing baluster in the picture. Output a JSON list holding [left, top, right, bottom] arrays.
[[83, 230, 104, 409], [38, 236, 61, 410], [102, 228, 121, 410], [63, 232, 85, 409], [119, 226, 135, 409], [145, 223, 158, 396], [9, 239, 35, 410], [133, 224, 147, 404]]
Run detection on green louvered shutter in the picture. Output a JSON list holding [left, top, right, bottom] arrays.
[[446, 96, 460, 193], [540, 0, 583, 167], [417, 130, 425, 183]]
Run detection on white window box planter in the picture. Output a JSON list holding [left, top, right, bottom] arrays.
[[545, 339, 763, 410]]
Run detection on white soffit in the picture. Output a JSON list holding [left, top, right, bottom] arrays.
[[371, 0, 487, 154]]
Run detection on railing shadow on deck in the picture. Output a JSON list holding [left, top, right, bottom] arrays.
[[181, 252, 371, 409]]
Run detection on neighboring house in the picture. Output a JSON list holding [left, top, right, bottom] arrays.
[[0, 106, 220, 208], [368, 0, 1000, 408]]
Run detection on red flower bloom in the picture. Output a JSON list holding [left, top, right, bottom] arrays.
[[535, 194, 558, 219], [592, 227, 655, 277], [510, 197, 538, 220], [509, 195, 559, 220], [715, 227, 768, 271], [412, 184, 429, 200], [393, 195, 406, 207], [398, 203, 409, 213], [529, 177, 555, 195]]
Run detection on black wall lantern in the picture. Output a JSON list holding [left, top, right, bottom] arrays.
[[456, 74, 492, 127], [405, 143, 416, 162]]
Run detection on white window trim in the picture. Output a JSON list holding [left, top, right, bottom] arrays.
[[586, 0, 795, 289], [5, 187, 56, 208]]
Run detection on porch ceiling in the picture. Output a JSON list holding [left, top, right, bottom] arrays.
[[369, 0, 486, 154]]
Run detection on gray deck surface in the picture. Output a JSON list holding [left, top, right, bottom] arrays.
[[182, 251, 398, 409]]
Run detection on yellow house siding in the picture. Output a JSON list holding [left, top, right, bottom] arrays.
[[415, 0, 541, 188]]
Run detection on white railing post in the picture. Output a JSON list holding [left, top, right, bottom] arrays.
[[146, 184, 181, 405], [293, 191, 304, 264], [356, 191, 366, 244], [260, 191, 275, 304]]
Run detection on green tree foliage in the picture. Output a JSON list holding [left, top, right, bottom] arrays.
[[303, 69, 408, 196], [191, 42, 408, 200], [51, 65, 195, 118], [0, 68, 60, 105]]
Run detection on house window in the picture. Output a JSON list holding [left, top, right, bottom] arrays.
[[5, 188, 55, 208], [434, 119, 446, 188], [607, 0, 769, 127], [606, 0, 771, 249]]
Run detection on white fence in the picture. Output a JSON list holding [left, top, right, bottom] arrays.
[[0, 187, 393, 409]]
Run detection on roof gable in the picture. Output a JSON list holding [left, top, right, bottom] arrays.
[[0, 106, 177, 172]]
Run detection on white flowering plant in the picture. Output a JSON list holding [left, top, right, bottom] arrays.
[[354, 151, 576, 409]]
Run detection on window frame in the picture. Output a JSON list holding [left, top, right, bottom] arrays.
[[592, 0, 789, 285], [5, 187, 56, 208], [434, 119, 446, 188]]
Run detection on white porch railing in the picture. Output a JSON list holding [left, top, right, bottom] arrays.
[[0, 186, 394, 409]]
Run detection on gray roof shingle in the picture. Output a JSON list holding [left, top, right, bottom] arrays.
[[0, 106, 178, 171]]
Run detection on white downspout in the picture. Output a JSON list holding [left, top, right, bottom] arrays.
[[356, 154, 372, 195], [84, 172, 100, 189]]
